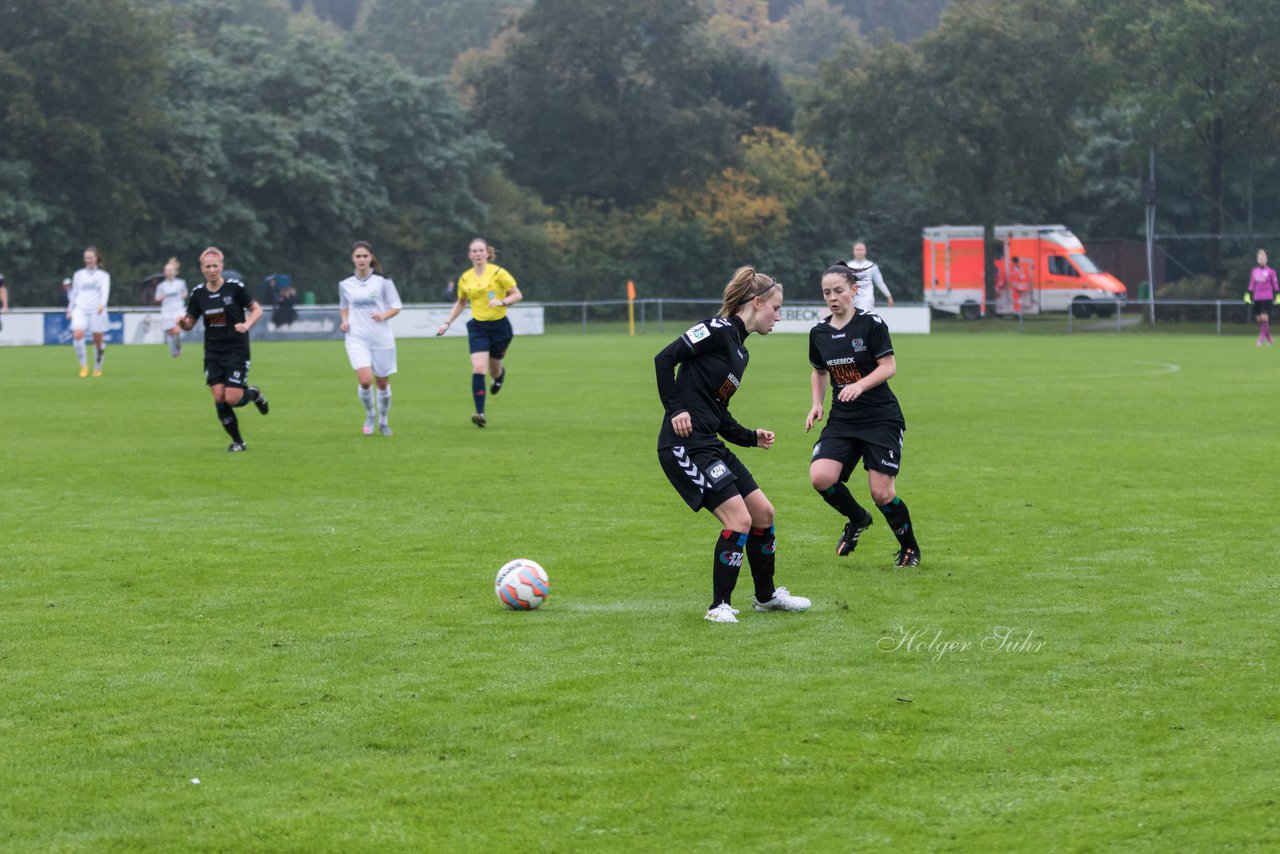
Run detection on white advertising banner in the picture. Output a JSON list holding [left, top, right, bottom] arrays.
[[0, 311, 47, 347], [772, 304, 931, 334], [2, 304, 545, 346]]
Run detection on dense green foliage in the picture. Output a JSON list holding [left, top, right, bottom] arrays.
[[1, 331, 1276, 847], [4, 0, 1280, 304]]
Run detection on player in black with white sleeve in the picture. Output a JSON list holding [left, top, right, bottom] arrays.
[[173, 247, 270, 452], [806, 264, 921, 566], [655, 266, 811, 623]]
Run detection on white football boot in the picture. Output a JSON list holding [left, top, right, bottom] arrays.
[[752, 587, 811, 612], [704, 603, 741, 623]]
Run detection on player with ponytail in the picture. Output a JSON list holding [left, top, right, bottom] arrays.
[[654, 266, 811, 623]]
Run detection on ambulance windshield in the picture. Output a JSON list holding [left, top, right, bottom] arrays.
[[1070, 254, 1101, 274]]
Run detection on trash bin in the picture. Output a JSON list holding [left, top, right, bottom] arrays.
[[1137, 281, 1150, 301], [303, 291, 316, 305]]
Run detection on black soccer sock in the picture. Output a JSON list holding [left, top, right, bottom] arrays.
[[232, 387, 260, 408], [472, 373, 486, 413], [877, 496, 919, 551], [216, 402, 243, 443], [711, 530, 747, 609], [819, 482, 868, 522], [747, 525, 777, 603]]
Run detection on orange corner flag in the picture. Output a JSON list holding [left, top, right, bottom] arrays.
[[626, 280, 636, 301]]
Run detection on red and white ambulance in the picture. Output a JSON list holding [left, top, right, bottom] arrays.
[[922, 224, 1128, 319]]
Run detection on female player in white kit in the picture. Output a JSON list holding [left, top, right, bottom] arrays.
[[67, 246, 110, 377], [339, 241, 402, 436], [154, 257, 188, 357]]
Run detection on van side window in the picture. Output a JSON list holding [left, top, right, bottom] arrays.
[[1048, 256, 1079, 277]]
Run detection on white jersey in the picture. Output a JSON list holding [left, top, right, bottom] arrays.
[[70, 268, 111, 312], [339, 273, 402, 350], [847, 259, 892, 313], [156, 278, 188, 317]]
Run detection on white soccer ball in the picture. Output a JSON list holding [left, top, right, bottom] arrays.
[[495, 559, 550, 610]]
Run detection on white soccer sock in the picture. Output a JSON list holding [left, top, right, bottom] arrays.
[[73, 338, 87, 366], [167, 332, 180, 355], [94, 344, 105, 369], [358, 385, 375, 415], [377, 387, 392, 423]]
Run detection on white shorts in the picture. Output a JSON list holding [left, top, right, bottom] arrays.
[[346, 339, 397, 377], [70, 308, 108, 334], [160, 311, 183, 330]]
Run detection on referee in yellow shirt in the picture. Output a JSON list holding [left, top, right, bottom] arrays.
[[437, 238, 522, 427]]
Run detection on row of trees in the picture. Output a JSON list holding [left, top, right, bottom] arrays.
[[3, 0, 1280, 306]]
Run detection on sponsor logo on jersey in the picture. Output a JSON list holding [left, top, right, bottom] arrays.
[[852, 338, 866, 352], [831, 333, 846, 339], [684, 322, 710, 344], [223, 296, 233, 305], [715, 373, 741, 402]]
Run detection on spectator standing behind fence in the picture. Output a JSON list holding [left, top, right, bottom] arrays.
[[67, 246, 110, 378], [436, 238, 522, 428], [154, 257, 188, 358], [847, 241, 894, 313], [1247, 248, 1277, 346], [0, 272, 8, 316]]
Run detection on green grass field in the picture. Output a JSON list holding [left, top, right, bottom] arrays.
[[2, 329, 1277, 851]]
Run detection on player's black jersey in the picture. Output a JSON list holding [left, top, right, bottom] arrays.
[[655, 315, 756, 449], [186, 278, 255, 356], [809, 311, 904, 428]]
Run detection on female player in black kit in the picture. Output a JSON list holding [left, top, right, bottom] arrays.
[[173, 247, 269, 452], [805, 263, 921, 566], [655, 266, 811, 623]]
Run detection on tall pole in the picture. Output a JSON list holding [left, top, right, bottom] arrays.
[[1144, 147, 1157, 325]]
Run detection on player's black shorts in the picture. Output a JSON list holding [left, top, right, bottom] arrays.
[[204, 351, 251, 388], [658, 442, 759, 513], [811, 422, 905, 480], [1253, 298, 1273, 318], [467, 317, 514, 358]]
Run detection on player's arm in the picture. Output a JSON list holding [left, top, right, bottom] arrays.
[[373, 283, 402, 323], [807, 368, 829, 432], [99, 273, 110, 313], [872, 266, 893, 306], [66, 277, 78, 318], [0, 284, 8, 312], [838, 354, 896, 403], [654, 337, 692, 436], [235, 300, 261, 334], [716, 410, 760, 448], [154, 288, 165, 305], [340, 307, 350, 333], [437, 292, 468, 335], [490, 283, 522, 308]]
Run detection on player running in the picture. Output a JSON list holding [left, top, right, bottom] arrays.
[[655, 266, 811, 623], [805, 263, 921, 567], [173, 247, 269, 452], [339, 241, 402, 436], [154, 257, 188, 358], [435, 238, 521, 428], [67, 246, 111, 377]]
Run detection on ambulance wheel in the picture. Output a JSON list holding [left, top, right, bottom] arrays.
[[1071, 297, 1094, 318], [960, 301, 982, 321], [1094, 303, 1115, 318]]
